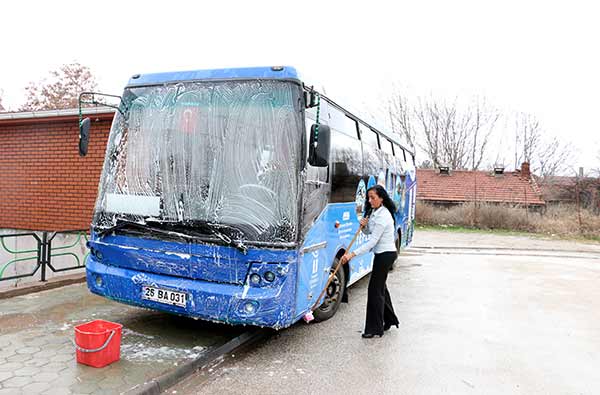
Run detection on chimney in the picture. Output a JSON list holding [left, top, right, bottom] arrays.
[[521, 162, 530, 179], [579, 167, 584, 178]]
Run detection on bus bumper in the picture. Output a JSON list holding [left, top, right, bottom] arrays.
[[85, 257, 297, 329]]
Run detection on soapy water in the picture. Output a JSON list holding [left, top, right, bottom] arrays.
[[92, 80, 303, 244]]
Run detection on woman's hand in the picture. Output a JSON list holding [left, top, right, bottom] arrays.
[[360, 218, 369, 228], [340, 252, 356, 265]]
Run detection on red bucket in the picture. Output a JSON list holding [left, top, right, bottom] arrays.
[[74, 319, 123, 368]]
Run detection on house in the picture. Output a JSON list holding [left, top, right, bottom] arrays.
[[538, 174, 600, 212], [416, 163, 545, 208]]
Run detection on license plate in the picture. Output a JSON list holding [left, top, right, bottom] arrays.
[[142, 286, 187, 307]]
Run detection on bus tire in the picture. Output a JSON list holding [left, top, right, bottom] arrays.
[[313, 259, 346, 322]]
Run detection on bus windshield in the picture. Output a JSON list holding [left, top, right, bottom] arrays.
[[92, 80, 303, 244]]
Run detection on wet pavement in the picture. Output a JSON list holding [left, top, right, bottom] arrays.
[[172, 231, 600, 395], [0, 283, 244, 395]]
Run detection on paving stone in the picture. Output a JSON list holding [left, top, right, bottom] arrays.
[[41, 386, 72, 395], [33, 372, 59, 383], [22, 382, 51, 393], [35, 349, 59, 358], [97, 376, 126, 390], [0, 362, 22, 372], [0, 388, 23, 395], [16, 346, 41, 355], [7, 353, 32, 362], [50, 354, 73, 363], [0, 349, 16, 359], [14, 366, 41, 376], [24, 358, 50, 368], [45, 336, 69, 345], [40, 362, 69, 374], [47, 374, 78, 388], [0, 338, 11, 348], [3, 375, 31, 387], [69, 382, 99, 394], [23, 337, 49, 347], [0, 372, 13, 383]]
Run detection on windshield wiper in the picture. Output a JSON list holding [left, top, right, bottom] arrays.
[[96, 219, 249, 254], [95, 219, 195, 240], [170, 220, 248, 255]]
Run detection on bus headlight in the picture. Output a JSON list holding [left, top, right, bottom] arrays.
[[249, 273, 261, 285], [264, 271, 276, 282], [243, 301, 259, 314]]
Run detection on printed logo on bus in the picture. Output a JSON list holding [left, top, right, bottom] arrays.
[[394, 173, 407, 212], [367, 175, 376, 189], [355, 179, 366, 220], [377, 170, 386, 187]]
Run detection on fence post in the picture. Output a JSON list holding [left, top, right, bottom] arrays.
[[40, 232, 47, 282]]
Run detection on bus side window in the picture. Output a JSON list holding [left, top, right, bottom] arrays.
[[360, 124, 379, 149], [382, 138, 394, 156], [330, 129, 363, 203]]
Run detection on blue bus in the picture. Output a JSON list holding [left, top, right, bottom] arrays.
[[80, 66, 416, 329]]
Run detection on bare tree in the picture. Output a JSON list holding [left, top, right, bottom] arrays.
[[388, 89, 416, 150], [0, 89, 5, 112], [389, 91, 498, 170], [469, 98, 500, 170], [418, 159, 434, 169], [514, 113, 574, 178], [20, 63, 98, 111]]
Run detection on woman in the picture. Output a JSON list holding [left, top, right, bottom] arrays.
[[340, 184, 400, 338]]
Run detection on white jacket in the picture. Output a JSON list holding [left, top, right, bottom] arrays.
[[353, 206, 397, 256]]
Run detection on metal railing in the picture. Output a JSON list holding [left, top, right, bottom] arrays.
[[0, 230, 89, 283]]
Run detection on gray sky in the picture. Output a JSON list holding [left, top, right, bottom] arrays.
[[1, 0, 598, 172]]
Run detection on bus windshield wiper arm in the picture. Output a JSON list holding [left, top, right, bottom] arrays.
[[145, 219, 248, 254], [95, 220, 195, 239]]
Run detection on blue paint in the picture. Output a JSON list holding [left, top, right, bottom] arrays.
[[87, 237, 298, 328], [127, 66, 301, 87]]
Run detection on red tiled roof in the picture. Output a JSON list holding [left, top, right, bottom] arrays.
[[416, 169, 545, 206]]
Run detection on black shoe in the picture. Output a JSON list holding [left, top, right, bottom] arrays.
[[361, 333, 383, 338], [383, 323, 399, 331]]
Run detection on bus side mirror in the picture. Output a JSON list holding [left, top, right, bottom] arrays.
[[308, 124, 330, 167], [79, 117, 91, 157]]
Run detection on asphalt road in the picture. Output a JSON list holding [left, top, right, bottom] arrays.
[[172, 230, 600, 395]]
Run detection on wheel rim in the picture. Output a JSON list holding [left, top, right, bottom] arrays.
[[318, 269, 342, 313]]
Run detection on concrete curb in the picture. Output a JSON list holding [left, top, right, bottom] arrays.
[[127, 328, 272, 395], [0, 273, 86, 300], [410, 245, 600, 254]]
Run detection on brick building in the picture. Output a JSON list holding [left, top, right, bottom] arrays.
[[416, 163, 545, 208], [0, 107, 114, 231]]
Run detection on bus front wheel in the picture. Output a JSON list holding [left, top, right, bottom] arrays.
[[313, 259, 346, 322]]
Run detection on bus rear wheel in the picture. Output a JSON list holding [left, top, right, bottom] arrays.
[[313, 259, 346, 322]]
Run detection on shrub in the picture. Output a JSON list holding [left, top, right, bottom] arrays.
[[416, 201, 600, 240]]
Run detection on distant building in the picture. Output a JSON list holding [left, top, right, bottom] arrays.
[[538, 174, 600, 212], [417, 162, 545, 208]]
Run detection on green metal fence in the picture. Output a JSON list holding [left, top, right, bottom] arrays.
[[0, 231, 89, 283]]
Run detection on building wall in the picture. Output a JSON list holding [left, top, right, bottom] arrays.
[[0, 113, 112, 231]]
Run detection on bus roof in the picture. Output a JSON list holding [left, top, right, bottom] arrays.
[[126, 66, 300, 87]]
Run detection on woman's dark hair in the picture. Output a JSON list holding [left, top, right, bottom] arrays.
[[364, 184, 396, 223]]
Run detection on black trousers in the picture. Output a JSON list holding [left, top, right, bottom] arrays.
[[365, 251, 399, 335]]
